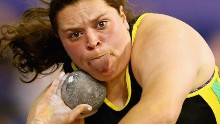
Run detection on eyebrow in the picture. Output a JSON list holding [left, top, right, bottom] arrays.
[[60, 12, 107, 33], [89, 12, 107, 23]]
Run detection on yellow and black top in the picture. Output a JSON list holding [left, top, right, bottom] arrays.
[[63, 13, 220, 124]]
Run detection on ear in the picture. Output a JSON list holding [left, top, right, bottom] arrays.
[[119, 6, 130, 30]]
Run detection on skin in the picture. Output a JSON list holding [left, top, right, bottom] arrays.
[[27, 72, 98, 124], [121, 14, 215, 123], [28, 0, 216, 123], [57, 0, 131, 81], [57, 0, 131, 108]]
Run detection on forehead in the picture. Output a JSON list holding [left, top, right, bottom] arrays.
[[57, 0, 116, 29], [57, 0, 110, 20]]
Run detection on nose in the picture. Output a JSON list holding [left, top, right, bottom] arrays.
[[86, 30, 101, 50]]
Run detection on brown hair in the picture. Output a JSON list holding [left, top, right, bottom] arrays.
[[0, 0, 136, 83], [0, 7, 68, 82], [49, 0, 135, 32]]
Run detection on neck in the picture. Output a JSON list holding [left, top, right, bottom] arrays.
[[104, 70, 128, 108]]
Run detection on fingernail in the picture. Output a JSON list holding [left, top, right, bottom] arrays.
[[88, 106, 92, 111], [59, 72, 65, 79], [60, 72, 66, 81]]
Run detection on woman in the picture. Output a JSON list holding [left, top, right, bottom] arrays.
[[1, 0, 219, 124]]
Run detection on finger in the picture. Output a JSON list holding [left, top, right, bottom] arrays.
[[68, 104, 92, 122], [47, 71, 65, 94], [77, 109, 97, 119], [56, 73, 70, 97]]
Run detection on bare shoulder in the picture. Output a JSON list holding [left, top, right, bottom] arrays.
[[131, 13, 215, 88], [135, 13, 201, 39]]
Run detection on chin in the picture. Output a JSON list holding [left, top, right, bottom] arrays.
[[92, 69, 115, 81]]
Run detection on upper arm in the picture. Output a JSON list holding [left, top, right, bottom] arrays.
[[130, 13, 204, 122]]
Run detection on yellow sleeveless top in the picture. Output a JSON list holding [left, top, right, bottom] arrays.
[[78, 14, 148, 124], [187, 66, 220, 123], [74, 13, 220, 123]]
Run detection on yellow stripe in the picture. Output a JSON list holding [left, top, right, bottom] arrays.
[[104, 66, 132, 111], [187, 66, 219, 98], [70, 63, 132, 111], [104, 14, 148, 110], [71, 62, 78, 71], [200, 83, 220, 124], [131, 13, 148, 45], [187, 66, 220, 124]]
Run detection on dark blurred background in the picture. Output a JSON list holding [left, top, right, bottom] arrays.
[[0, 0, 220, 123]]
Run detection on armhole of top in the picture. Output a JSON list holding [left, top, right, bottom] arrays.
[[131, 13, 148, 45]]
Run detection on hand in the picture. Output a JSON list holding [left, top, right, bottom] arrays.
[[30, 72, 97, 124]]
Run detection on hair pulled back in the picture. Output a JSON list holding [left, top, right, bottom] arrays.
[[0, 0, 135, 83], [49, 0, 135, 32], [0, 7, 68, 82]]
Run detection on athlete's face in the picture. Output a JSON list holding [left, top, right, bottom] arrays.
[[57, 0, 131, 81]]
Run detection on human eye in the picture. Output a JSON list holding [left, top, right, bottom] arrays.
[[68, 31, 83, 40], [96, 21, 107, 29]]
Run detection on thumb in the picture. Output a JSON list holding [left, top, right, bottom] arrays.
[[68, 104, 93, 122]]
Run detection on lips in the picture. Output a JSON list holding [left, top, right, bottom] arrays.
[[89, 53, 111, 72]]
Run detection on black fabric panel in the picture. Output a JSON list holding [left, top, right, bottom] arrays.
[[177, 95, 216, 124]]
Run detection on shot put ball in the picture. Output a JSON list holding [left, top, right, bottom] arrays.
[[61, 70, 106, 110]]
